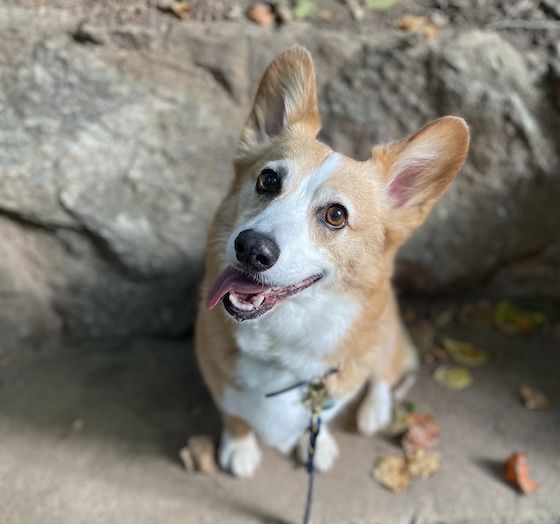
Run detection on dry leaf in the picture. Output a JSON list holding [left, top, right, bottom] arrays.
[[158, 1, 192, 20], [398, 15, 439, 37], [372, 455, 411, 493], [518, 385, 550, 410], [402, 413, 440, 456], [247, 2, 275, 26], [433, 365, 473, 391], [442, 337, 488, 367], [504, 452, 540, 495], [179, 436, 217, 474], [495, 301, 546, 335], [407, 450, 441, 478]]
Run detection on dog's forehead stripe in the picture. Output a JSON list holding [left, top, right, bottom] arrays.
[[303, 152, 341, 194]]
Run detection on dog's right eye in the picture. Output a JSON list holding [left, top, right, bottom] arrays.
[[256, 169, 281, 196]]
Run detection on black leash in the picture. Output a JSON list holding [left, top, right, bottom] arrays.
[[265, 367, 339, 524]]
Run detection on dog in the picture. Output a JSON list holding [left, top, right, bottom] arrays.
[[195, 47, 469, 477]]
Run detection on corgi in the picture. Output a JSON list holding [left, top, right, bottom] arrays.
[[195, 47, 469, 478]]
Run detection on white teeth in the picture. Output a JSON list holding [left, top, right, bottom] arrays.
[[229, 293, 255, 311], [253, 295, 265, 307]]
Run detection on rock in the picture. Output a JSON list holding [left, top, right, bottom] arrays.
[[0, 7, 558, 349], [322, 30, 560, 294]]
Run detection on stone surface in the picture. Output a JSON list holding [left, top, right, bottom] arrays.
[[1, 324, 559, 523], [0, 5, 559, 348]]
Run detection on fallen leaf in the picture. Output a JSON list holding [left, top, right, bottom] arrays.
[[397, 14, 439, 37], [365, 0, 400, 10], [433, 365, 473, 391], [495, 301, 546, 335], [402, 413, 440, 456], [518, 385, 550, 410], [293, 0, 316, 20], [442, 337, 488, 367], [247, 2, 275, 26], [372, 455, 411, 493], [179, 435, 217, 474], [158, 0, 192, 20], [504, 452, 540, 495], [407, 450, 441, 478]]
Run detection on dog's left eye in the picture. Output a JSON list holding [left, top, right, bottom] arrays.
[[256, 169, 281, 196], [324, 204, 348, 229]]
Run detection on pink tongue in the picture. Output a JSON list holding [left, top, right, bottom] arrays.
[[207, 266, 268, 310]]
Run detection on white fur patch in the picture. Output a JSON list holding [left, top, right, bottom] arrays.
[[220, 151, 362, 453], [224, 153, 342, 287], [356, 380, 392, 436], [219, 430, 262, 478], [297, 424, 340, 472]]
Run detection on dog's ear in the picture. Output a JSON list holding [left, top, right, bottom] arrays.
[[373, 117, 470, 237], [237, 47, 320, 158]]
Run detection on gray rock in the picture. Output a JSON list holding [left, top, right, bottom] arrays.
[[0, 8, 558, 349]]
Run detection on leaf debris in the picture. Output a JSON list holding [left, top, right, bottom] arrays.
[[442, 337, 488, 367], [433, 365, 473, 391], [518, 385, 550, 410], [504, 452, 540, 495]]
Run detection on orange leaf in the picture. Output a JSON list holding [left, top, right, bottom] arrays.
[[504, 452, 540, 495]]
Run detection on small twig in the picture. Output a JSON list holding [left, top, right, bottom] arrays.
[[487, 19, 560, 30]]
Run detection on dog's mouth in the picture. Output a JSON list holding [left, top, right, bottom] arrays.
[[207, 266, 322, 321]]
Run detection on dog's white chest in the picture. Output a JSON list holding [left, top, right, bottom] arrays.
[[222, 290, 360, 452]]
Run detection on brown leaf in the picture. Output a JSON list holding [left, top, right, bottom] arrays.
[[518, 385, 550, 410], [247, 2, 275, 26], [179, 435, 217, 474], [372, 455, 411, 493], [402, 413, 440, 456], [504, 452, 540, 495], [397, 15, 440, 37], [158, 1, 192, 20]]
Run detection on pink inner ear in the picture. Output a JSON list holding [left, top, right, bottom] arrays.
[[387, 163, 425, 208]]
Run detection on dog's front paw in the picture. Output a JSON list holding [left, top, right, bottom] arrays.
[[357, 381, 392, 436], [219, 431, 261, 478], [297, 426, 339, 472]]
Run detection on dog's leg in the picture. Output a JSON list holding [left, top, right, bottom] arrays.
[[219, 415, 262, 478], [297, 424, 339, 472], [356, 379, 392, 436], [357, 321, 418, 436]]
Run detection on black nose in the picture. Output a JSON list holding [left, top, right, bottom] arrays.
[[234, 229, 280, 272]]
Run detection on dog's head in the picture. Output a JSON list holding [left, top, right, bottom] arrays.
[[207, 47, 469, 322]]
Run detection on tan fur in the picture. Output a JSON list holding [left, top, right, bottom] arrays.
[[195, 47, 469, 473]]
